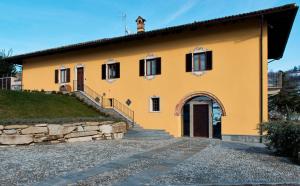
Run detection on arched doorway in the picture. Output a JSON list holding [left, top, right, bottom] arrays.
[[175, 92, 226, 139]]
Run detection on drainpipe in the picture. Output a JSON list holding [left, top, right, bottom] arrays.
[[259, 15, 264, 143]]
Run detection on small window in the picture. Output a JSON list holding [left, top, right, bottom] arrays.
[[60, 69, 67, 83], [150, 97, 160, 112]]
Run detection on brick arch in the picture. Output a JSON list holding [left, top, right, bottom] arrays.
[[174, 91, 226, 116]]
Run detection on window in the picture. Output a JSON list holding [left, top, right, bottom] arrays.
[[150, 97, 160, 112], [139, 57, 161, 77], [193, 53, 206, 71], [101, 62, 120, 80], [186, 51, 212, 72], [55, 68, 70, 84], [146, 59, 157, 76], [108, 63, 117, 79], [60, 69, 67, 83]]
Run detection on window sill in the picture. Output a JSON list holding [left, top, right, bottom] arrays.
[[144, 75, 156, 80], [106, 78, 118, 83], [149, 111, 160, 113], [192, 71, 206, 76]]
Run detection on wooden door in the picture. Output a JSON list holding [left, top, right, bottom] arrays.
[[193, 104, 209, 137], [77, 67, 84, 91]]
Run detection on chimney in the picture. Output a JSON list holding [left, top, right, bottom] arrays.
[[136, 16, 146, 33]]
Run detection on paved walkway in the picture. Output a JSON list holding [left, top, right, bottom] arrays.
[[35, 138, 214, 186]]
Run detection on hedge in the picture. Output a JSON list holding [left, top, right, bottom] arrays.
[[261, 121, 300, 159]]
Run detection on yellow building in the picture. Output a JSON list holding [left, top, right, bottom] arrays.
[[6, 4, 298, 142]]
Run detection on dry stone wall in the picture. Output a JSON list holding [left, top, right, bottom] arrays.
[[0, 121, 127, 145]]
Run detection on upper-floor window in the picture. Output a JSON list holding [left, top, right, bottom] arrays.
[[102, 62, 120, 80], [186, 51, 212, 72], [55, 68, 70, 84], [139, 57, 161, 77]]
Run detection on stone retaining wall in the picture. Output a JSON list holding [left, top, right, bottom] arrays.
[[0, 121, 127, 145]]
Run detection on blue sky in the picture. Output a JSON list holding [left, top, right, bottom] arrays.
[[0, 0, 299, 71]]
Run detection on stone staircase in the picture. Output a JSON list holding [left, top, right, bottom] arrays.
[[73, 86, 173, 140], [74, 91, 133, 125], [124, 124, 173, 140]]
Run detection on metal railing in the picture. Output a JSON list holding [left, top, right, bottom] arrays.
[[73, 80, 134, 122]]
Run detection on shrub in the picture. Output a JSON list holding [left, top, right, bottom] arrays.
[[261, 121, 300, 159]]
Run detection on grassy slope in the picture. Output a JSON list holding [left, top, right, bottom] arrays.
[[0, 90, 103, 120]]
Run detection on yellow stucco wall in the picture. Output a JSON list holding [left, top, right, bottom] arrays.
[[22, 19, 268, 137]]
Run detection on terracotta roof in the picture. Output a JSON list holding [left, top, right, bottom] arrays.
[[5, 3, 298, 64]]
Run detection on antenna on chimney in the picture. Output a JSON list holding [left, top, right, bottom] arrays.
[[121, 13, 130, 35]]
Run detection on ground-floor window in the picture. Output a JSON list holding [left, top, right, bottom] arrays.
[[150, 97, 160, 112]]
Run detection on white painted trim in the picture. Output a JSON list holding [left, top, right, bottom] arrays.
[[105, 59, 118, 82], [143, 54, 158, 80], [191, 47, 209, 75]]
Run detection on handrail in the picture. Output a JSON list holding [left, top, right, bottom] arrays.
[[73, 80, 134, 122]]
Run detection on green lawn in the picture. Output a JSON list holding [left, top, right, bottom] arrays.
[[0, 90, 106, 121]]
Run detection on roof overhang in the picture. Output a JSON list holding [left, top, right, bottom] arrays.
[[4, 4, 298, 65]]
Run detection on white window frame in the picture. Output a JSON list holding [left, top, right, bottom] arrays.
[[107, 63, 118, 79], [149, 96, 160, 112], [143, 55, 157, 80], [105, 59, 118, 82], [192, 48, 207, 75]]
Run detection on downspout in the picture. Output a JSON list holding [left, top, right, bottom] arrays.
[[259, 15, 264, 143]]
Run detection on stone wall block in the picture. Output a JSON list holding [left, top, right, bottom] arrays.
[[111, 122, 127, 133], [0, 135, 33, 145], [113, 132, 124, 140], [85, 122, 100, 126], [0, 125, 3, 130], [77, 126, 84, 132], [21, 127, 48, 134], [84, 126, 99, 132], [99, 125, 112, 134], [64, 131, 98, 139], [35, 124, 48, 127], [99, 121, 114, 125], [3, 129, 17, 135], [4, 125, 28, 129], [48, 125, 64, 135], [62, 126, 76, 135]]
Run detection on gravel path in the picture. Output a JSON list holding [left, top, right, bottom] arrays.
[[0, 139, 178, 186], [151, 141, 300, 185], [0, 138, 299, 186]]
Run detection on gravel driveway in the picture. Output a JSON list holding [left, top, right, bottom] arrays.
[[0, 138, 299, 186]]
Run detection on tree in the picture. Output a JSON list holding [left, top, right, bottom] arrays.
[[0, 49, 16, 77], [269, 71, 300, 120]]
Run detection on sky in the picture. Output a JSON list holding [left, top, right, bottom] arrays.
[[0, 0, 299, 71]]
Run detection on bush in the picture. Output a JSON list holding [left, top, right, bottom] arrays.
[[261, 121, 300, 159]]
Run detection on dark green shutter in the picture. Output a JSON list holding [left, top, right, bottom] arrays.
[[55, 69, 59, 83], [206, 51, 212, 70], [186, 53, 192, 72], [66, 68, 70, 82], [156, 57, 161, 75], [116, 62, 120, 78], [101, 64, 106, 80], [139, 59, 145, 76]]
